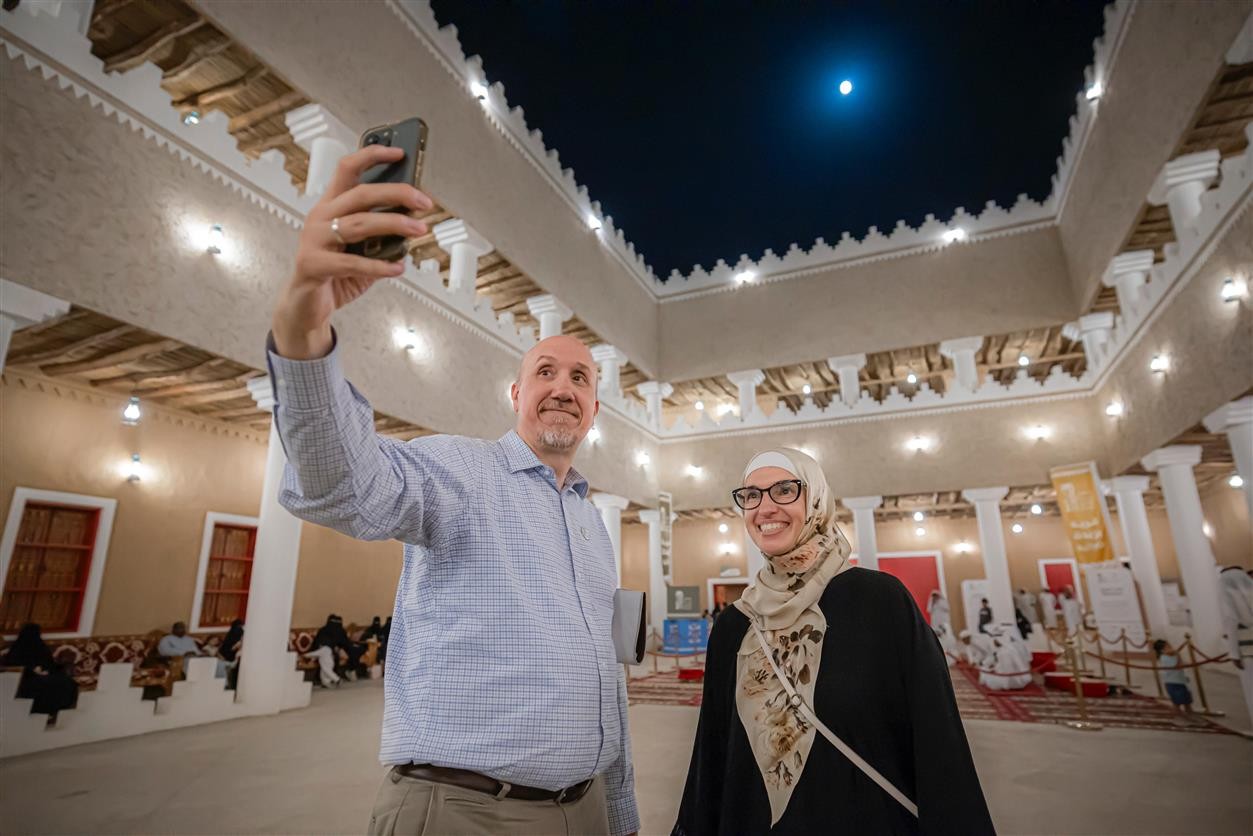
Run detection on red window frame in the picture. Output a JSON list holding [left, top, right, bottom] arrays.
[[198, 523, 257, 628], [0, 502, 101, 634]]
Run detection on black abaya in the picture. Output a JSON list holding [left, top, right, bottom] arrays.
[[673, 568, 995, 835]]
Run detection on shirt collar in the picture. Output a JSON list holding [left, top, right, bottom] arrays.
[[500, 431, 590, 498]]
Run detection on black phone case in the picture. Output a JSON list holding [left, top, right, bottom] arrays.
[[346, 117, 428, 261]]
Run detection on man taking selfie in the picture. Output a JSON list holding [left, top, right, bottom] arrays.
[[267, 143, 639, 836]]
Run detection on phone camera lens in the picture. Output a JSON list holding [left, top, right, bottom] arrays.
[[365, 133, 383, 146]]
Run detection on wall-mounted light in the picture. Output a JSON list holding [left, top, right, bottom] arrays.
[[685, 464, 704, 478], [392, 326, 421, 352], [953, 541, 974, 554], [718, 522, 729, 534], [715, 402, 736, 417], [587, 425, 601, 444], [1011, 523, 1024, 534], [913, 511, 925, 523], [1105, 400, 1125, 417], [586, 214, 601, 232], [469, 80, 488, 100], [1024, 424, 1050, 441], [906, 435, 933, 452], [124, 453, 143, 482], [1085, 81, 1103, 101], [205, 224, 225, 255], [942, 228, 967, 244], [734, 270, 755, 284], [182, 110, 201, 126], [1230, 474, 1245, 489], [1030, 503, 1044, 516], [1202, 520, 1214, 538], [915, 526, 927, 537], [1220, 276, 1247, 302], [635, 451, 651, 467], [1149, 353, 1170, 373], [122, 396, 141, 425], [718, 541, 738, 556]]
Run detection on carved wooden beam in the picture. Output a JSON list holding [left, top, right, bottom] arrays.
[[162, 34, 233, 84], [40, 339, 181, 377], [173, 65, 269, 111], [7, 325, 136, 366], [227, 90, 307, 134], [103, 17, 207, 74], [165, 387, 255, 408], [94, 358, 229, 387]]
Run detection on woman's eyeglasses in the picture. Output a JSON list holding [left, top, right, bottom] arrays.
[[731, 479, 805, 511]]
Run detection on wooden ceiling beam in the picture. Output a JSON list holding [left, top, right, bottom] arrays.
[[162, 35, 234, 84], [173, 65, 268, 111], [227, 90, 307, 134], [138, 376, 254, 399], [7, 324, 136, 366], [39, 339, 181, 377], [103, 17, 207, 74], [96, 358, 229, 387]]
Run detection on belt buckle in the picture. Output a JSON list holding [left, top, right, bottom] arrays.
[[555, 779, 588, 805], [555, 785, 575, 805]]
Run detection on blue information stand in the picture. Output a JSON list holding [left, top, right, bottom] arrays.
[[661, 618, 709, 654]]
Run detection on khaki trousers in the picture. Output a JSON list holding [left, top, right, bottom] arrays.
[[368, 768, 610, 836]]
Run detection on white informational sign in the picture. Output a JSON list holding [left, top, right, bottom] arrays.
[[961, 579, 990, 635], [1162, 582, 1192, 627], [1083, 562, 1146, 645]]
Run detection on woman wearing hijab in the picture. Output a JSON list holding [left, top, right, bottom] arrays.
[[673, 448, 993, 835], [1, 623, 78, 718]]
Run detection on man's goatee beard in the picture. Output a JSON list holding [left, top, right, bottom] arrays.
[[538, 427, 579, 450]]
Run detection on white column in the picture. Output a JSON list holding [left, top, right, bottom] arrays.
[[1075, 312, 1115, 367], [285, 104, 355, 200], [743, 523, 766, 579], [1204, 396, 1253, 521], [962, 487, 1015, 631], [237, 376, 305, 714], [1102, 250, 1155, 320], [432, 219, 493, 306], [826, 354, 867, 406], [939, 337, 983, 392], [1141, 446, 1225, 654], [0, 279, 70, 374], [591, 493, 630, 584], [526, 294, 574, 341], [590, 344, 628, 400], [639, 510, 668, 637], [636, 381, 673, 432], [1104, 476, 1171, 637], [1148, 150, 1221, 238], [841, 496, 882, 570], [726, 369, 766, 420]]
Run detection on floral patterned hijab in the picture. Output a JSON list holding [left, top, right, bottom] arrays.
[[734, 447, 852, 824]]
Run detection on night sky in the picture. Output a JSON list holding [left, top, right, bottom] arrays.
[[429, 0, 1109, 278]]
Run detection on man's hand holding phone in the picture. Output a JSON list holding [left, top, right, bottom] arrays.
[[271, 144, 433, 360]]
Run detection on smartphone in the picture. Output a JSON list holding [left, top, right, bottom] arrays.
[[347, 117, 429, 261]]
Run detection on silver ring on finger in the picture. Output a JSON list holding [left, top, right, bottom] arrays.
[[330, 217, 346, 247]]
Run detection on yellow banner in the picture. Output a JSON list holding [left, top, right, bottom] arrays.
[[1049, 462, 1115, 564]]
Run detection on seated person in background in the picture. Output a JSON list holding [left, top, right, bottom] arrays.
[[159, 622, 225, 678], [1, 623, 78, 719], [219, 619, 244, 689], [313, 614, 365, 680], [361, 616, 385, 643]]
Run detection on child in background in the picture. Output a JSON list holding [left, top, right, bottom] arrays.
[[1154, 639, 1196, 721]]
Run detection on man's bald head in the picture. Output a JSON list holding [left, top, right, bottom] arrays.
[[512, 335, 599, 457], [519, 335, 597, 382]]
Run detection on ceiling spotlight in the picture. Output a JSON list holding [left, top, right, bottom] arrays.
[[734, 270, 755, 284], [122, 396, 141, 425], [915, 526, 926, 537], [1230, 474, 1245, 488], [718, 522, 729, 534], [839, 79, 853, 96], [685, 464, 704, 478], [1030, 503, 1043, 516], [913, 511, 925, 522], [469, 80, 488, 100], [1149, 354, 1170, 373], [905, 371, 918, 384], [1085, 81, 1103, 101], [694, 400, 705, 411], [942, 228, 967, 244], [125, 453, 143, 482], [1105, 400, 1125, 417], [1220, 276, 1247, 302], [182, 110, 201, 126], [587, 425, 601, 444], [1011, 523, 1024, 534], [206, 224, 225, 255], [635, 451, 651, 467], [802, 383, 812, 395], [906, 435, 932, 452], [1017, 354, 1030, 367]]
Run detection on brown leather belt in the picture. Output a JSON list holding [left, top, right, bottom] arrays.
[[394, 764, 594, 805]]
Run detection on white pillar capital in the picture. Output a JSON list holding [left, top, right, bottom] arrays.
[[526, 294, 574, 340], [0, 279, 71, 326], [1203, 396, 1253, 433], [433, 219, 493, 305], [1148, 150, 1221, 237], [246, 375, 276, 413], [825, 355, 866, 406], [591, 492, 631, 512], [1102, 250, 1155, 317], [726, 369, 766, 420], [285, 105, 356, 200], [1104, 475, 1150, 495], [840, 495, 883, 511], [590, 344, 628, 399], [1141, 445, 1202, 472], [726, 369, 766, 387], [1078, 311, 1115, 333], [636, 382, 673, 431], [1077, 312, 1116, 366], [638, 509, 661, 527], [432, 218, 492, 255], [962, 486, 1009, 504], [939, 337, 983, 392], [1203, 396, 1253, 519]]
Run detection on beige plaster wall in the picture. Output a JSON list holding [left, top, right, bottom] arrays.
[[1057, 0, 1252, 308], [0, 53, 659, 506], [657, 227, 1077, 382], [194, 0, 660, 374]]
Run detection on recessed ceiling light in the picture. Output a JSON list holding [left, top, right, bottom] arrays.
[[1017, 354, 1030, 367], [122, 396, 141, 425], [913, 511, 925, 522], [906, 371, 918, 384], [694, 400, 705, 411], [1230, 474, 1245, 488], [718, 523, 729, 534], [1011, 523, 1024, 534], [1030, 503, 1043, 515], [802, 384, 812, 395], [182, 110, 201, 126], [915, 526, 926, 537]]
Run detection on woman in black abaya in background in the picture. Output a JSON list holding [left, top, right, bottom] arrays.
[[1, 623, 78, 719], [673, 448, 995, 835]]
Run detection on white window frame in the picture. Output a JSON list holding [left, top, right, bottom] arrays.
[[189, 512, 259, 633], [0, 487, 118, 639]]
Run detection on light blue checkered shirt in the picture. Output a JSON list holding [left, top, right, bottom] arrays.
[[267, 336, 638, 835]]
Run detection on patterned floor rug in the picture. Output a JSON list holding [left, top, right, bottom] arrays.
[[630, 667, 1237, 735]]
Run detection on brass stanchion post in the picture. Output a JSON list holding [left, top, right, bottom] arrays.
[[1184, 634, 1224, 718], [1065, 637, 1103, 731], [1120, 629, 1132, 688]]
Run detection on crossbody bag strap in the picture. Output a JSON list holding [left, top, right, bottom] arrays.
[[750, 619, 919, 818]]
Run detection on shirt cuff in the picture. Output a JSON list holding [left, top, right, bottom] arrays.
[[265, 329, 345, 412], [605, 793, 640, 836]]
